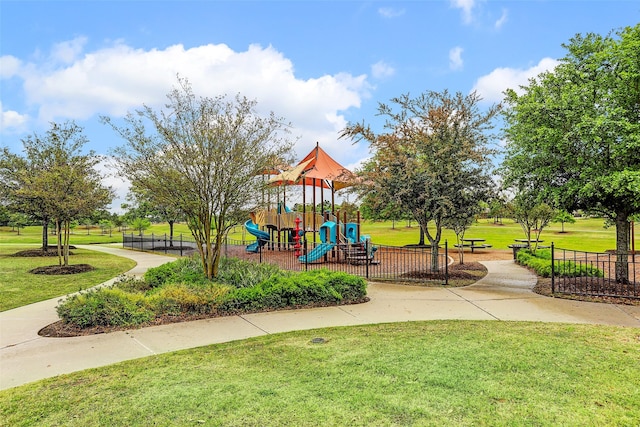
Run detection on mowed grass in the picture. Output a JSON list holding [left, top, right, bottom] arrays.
[[1, 321, 639, 426], [1, 217, 625, 253], [0, 245, 137, 311], [360, 217, 620, 252]]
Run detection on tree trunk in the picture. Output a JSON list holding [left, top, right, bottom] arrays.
[[615, 214, 630, 284], [418, 227, 425, 246], [63, 220, 70, 266], [56, 220, 63, 267], [41, 219, 49, 252], [169, 220, 175, 247]]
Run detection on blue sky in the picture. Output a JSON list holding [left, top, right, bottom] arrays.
[[1, 1, 639, 210]]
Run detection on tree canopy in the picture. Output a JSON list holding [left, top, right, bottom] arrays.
[[342, 90, 500, 269], [501, 24, 640, 282], [0, 121, 112, 264], [106, 78, 295, 279]]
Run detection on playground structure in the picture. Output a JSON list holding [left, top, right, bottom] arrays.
[[244, 143, 377, 265], [245, 206, 377, 264]]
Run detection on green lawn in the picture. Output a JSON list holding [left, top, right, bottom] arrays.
[[1, 216, 626, 253], [1, 321, 638, 426], [0, 245, 137, 311], [359, 217, 620, 252]]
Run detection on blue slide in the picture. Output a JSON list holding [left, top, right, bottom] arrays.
[[298, 221, 337, 263], [245, 220, 270, 253], [298, 242, 336, 263]]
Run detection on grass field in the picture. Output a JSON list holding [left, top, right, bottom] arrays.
[[1, 216, 629, 254], [1, 321, 638, 426], [0, 245, 137, 311]]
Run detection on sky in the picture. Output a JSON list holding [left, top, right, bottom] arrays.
[[1, 0, 639, 212]]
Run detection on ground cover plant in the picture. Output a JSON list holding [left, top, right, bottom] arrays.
[[516, 249, 604, 278], [0, 245, 137, 311], [49, 256, 367, 335], [3, 321, 640, 426]]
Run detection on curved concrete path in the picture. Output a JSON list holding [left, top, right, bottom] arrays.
[[1, 245, 639, 391]]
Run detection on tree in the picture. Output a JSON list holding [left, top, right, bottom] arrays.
[[553, 210, 576, 233], [443, 194, 487, 264], [507, 193, 555, 251], [342, 90, 499, 269], [0, 121, 112, 264], [130, 217, 151, 235], [98, 219, 114, 236], [126, 184, 183, 246], [502, 24, 640, 282], [106, 77, 294, 279], [8, 213, 29, 235]]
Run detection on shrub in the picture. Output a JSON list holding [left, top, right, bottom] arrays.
[[145, 256, 208, 287], [57, 259, 368, 329], [216, 257, 289, 288], [147, 284, 231, 315], [57, 287, 154, 327], [219, 269, 367, 313], [517, 250, 603, 278]]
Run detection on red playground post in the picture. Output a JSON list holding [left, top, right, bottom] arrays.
[[294, 217, 302, 257]]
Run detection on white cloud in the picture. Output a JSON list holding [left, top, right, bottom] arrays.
[[0, 102, 30, 134], [0, 55, 22, 78], [7, 40, 371, 161], [371, 60, 395, 79], [472, 57, 560, 103], [449, 46, 464, 71], [378, 7, 405, 18], [450, 0, 476, 24], [494, 8, 508, 30], [50, 36, 88, 64]]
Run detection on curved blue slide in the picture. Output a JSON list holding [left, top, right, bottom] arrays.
[[245, 220, 270, 253]]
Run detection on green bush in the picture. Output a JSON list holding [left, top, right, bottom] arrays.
[[216, 257, 289, 288], [147, 283, 231, 315], [144, 256, 207, 287], [516, 250, 603, 278], [219, 269, 367, 313], [57, 287, 154, 327], [58, 258, 368, 329]]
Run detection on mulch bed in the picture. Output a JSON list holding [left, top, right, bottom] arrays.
[[11, 246, 77, 257], [39, 297, 371, 338], [29, 264, 95, 275]]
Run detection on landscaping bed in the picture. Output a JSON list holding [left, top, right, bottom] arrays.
[[40, 256, 368, 337]]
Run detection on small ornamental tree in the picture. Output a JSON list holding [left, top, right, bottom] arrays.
[[106, 77, 294, 279], [553, 210, 576, 233]]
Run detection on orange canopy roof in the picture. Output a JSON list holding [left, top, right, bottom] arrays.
[[294, 143, 358, 190]]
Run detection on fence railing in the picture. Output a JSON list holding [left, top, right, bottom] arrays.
[[124, 233, 449, 285], [551, 244, 638, 299]]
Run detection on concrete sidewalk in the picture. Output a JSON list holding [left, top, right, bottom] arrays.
[[2, 246, 639, 391]]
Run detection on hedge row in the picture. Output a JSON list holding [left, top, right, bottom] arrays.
[[57, 257, 367, 328], [516, 249, 604, 278]]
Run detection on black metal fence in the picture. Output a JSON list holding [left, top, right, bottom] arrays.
[[124, 233, 449, 285], [551, 244, 639, 299]]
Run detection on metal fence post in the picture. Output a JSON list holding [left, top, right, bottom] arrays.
[[445, 240, 448, 286], [551, 242, 555, 293], [365, 239, 369, 279]]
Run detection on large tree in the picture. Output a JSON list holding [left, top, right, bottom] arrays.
[[501, 24, 640, 283], [0, 121, 112, 264], [342, 90, 499, 269], [105, 78, 294, 279]]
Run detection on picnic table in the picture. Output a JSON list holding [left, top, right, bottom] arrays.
[[509, 239, 548, 259], [454, 238, 492, 253]]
